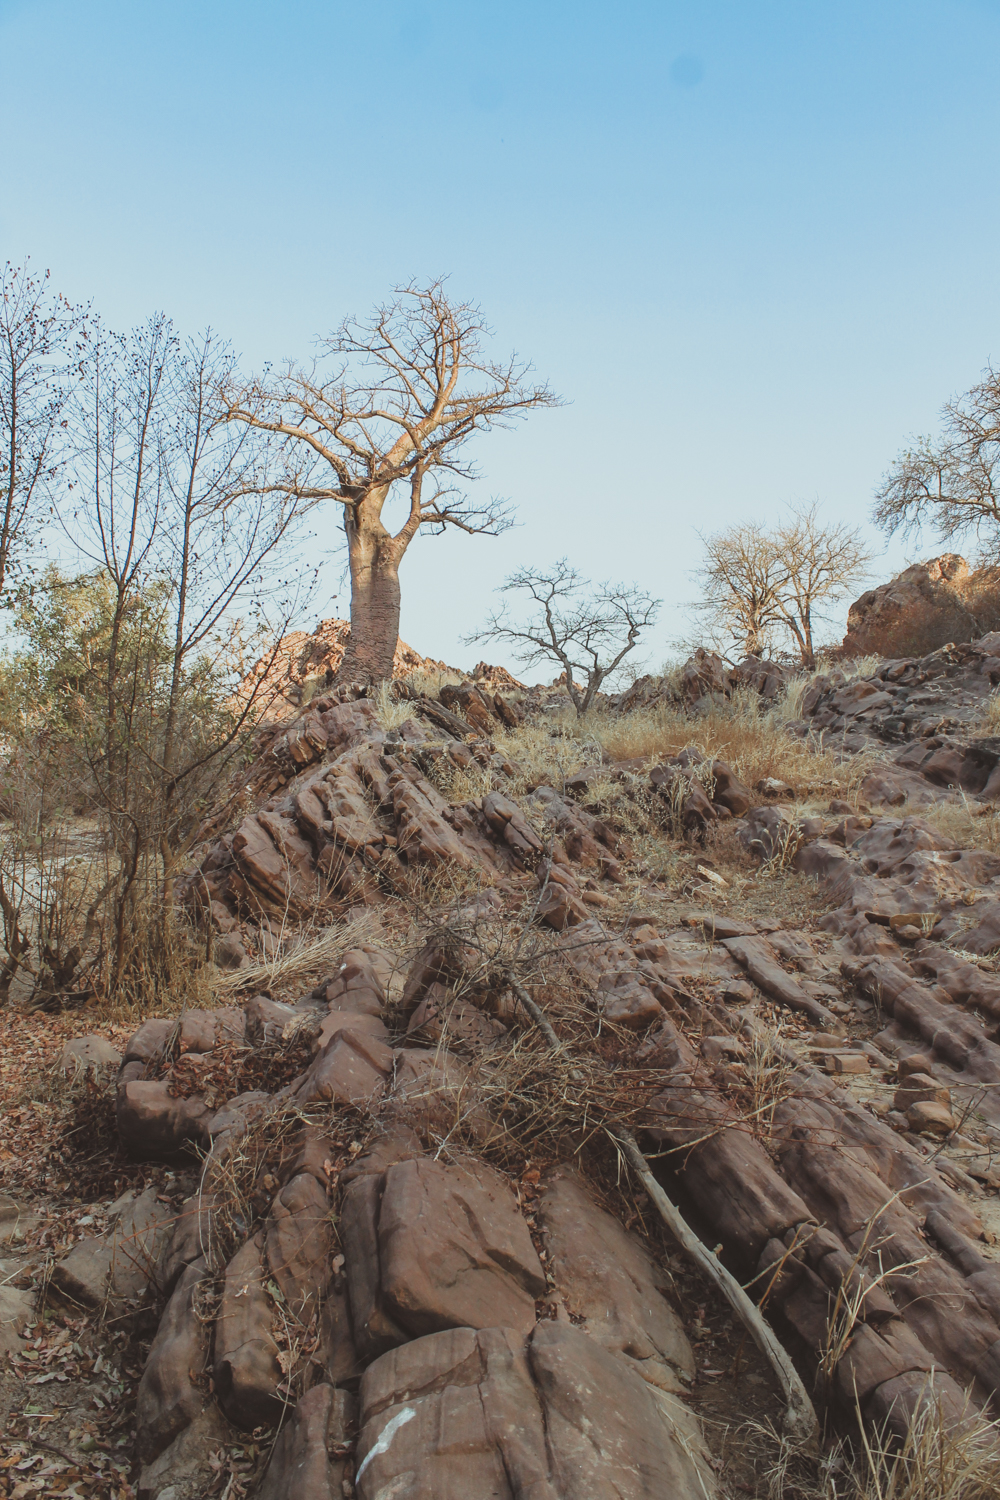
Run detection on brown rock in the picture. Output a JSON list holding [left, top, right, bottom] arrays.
[[51, 1186, 174, 1309], [294, 1029, 393, 1106], [244, 995, 298, 1044], [177, 1007, 245, 1055], [266, 1172, 333, 1317], [897, 1053, 936, 1080], [213, 1234, 284, 1430], [0, 1286, 33, 1356], [313, 1010, 389, 1050], [117, 1079, 212, 1158], [377, 1157, 546, 1338], [710, 760, 752, 817], [387, 1047, 489, 1138], [832, 1319, 933, 1405], [136, 1259, 213, 1464], [136, 1403, 234, 1500], [893, 1074, 951, 1112], [256, 1383, 355, 1500], [405, 985, 507, 1051], [355, 1322, 716, 1500], [538, 1168, 695, 1388], [340, 1172, 410, 1364], [356, 1326, 546, 1497], [594, 970, 666, 1030], [123, 1018, 176, 1064], [60, 1035, 122, 1076], [722, 934, 838, 1028], [529, 1320, 715, 1499], [906, 1100, 956, 1136], [158, 1191, 217, 1296]]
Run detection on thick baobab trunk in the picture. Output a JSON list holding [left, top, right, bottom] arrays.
[[335, 504, 403, 685]]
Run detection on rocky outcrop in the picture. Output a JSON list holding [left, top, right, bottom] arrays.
[[844, 554, 971, 652], [63, 651, 1000, 1497], [243, 616, 459, 714]]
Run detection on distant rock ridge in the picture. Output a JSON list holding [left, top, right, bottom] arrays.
[[246, 617, 460, 710]]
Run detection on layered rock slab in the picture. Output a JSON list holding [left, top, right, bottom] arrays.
[[355, 1322, 715, 1500]]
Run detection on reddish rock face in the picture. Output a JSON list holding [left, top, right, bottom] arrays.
[[354, 1322, 714, 1500], [537, 1168, 695, 1388], [342, 1156, 546, 1355]]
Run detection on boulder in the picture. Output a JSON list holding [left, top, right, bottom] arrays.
[[60, 1034, 122, 1076], [135, 1258, 213, 1464], [0, 1284, 33, 1355], [51, 1185, 174, 1309], [293, 1028, 394, 1107], [117, 1078, 212, 1158], [265, 1172, 334, 1317], [256, 1383, 355, 1500], [907, 1100, 956, 1136], [213, 1234, 284, 1430], [893, 1074, 951, 1113]]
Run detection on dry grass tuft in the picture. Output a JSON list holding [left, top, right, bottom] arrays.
[[213, 909, 386, 1004], [371, 678, 413, 731], [896, 793, 1000, 859], [744, 1383, 1000, 1500], [496, 687, 887, 806], [850, 1389, 1000, 1500]]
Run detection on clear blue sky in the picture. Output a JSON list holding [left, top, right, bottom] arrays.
[[3, 0, 1000, 676]]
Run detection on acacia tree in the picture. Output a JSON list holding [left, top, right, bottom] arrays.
[[696, 508, 871, 667], [873, 365, 1000, 555], [221, 280, 558, 684], [471, 561, 660, 716], [0, 260, 87, 599]]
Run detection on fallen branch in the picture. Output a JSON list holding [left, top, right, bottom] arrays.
[[608, 1124, 818, 1449], [509, 973, 819, 1449]]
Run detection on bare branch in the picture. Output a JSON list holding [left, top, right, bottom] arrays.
[[874, 365, 1000, 558]]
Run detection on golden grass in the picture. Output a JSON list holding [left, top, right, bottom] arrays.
[[895, 794, 1000, 858], [371, 678, 414, 731], [496, 687, 886, 803]]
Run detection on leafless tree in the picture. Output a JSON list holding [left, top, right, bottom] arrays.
[[63, 314, 310, 991], [695, 508, 872, 667], [694, 522, 785, 659], [772, 506, 873, 667], [471, 561, 660, 716], [220, 279, 559, 684], [0, 260, 87, 599], [873, 365, 1000, 557]]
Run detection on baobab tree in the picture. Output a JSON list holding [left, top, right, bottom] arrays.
[[221, 280, 559, 684]]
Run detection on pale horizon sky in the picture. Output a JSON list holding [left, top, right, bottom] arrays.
[[3, 0, 1000, 680]]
